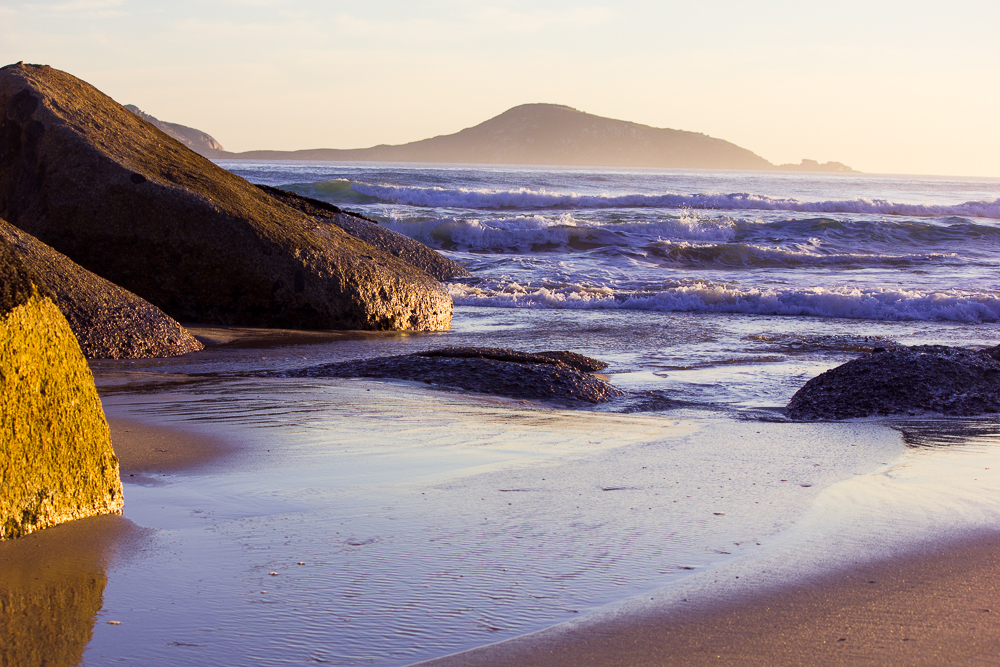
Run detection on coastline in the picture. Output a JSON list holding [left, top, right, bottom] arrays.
[[97, 402, 1000, 666], [78, 306, 1000, 665], [418, 531, 1000, 666]]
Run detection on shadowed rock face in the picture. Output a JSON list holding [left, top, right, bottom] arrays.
[[275, 346, 622, 403], [0, 234, 123, 540], [0, 63, 451, 331], [257, 185, 470, 282], [786, 345, 1000, 420], [0, 218, 202, 358]]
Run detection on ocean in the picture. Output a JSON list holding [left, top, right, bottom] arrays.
[[81, 163, 1000, 665], [226, 162, 1000, 408]]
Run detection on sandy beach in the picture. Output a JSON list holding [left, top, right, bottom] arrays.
[[56, 336, 995, 665], [420, 532, 1000, 666], [109, 417, 239, 476], [70, 407, 1000, 666], [3, 22, 999, 666], [6, 161, 1000, 665]]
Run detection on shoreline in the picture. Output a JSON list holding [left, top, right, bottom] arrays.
[[85, 372, 1000, 665], [417, 530, 1000, 666]]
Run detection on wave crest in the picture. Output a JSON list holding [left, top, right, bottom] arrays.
[[334, 181, 1000, 219], [450, 281, 1000, 323]]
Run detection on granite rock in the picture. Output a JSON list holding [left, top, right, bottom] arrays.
[[0, 233, 123, 540], [277, 346, 621, 403], [0, 218, 202, 358], [257, 184, 470, 281], [786, 345, 1000, 420], [0, 63, 451, 331]]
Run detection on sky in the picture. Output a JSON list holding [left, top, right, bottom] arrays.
[[2, 0, 998, 177]]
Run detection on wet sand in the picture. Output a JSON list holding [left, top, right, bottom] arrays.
[[0, 515, 148, 667], [83, 373, 1000, 665], [108, 417, 239, 476], [420, 532, 1000, 666]]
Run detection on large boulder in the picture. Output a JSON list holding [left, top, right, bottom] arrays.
[[0, 63, 451, 331], [256, 184, 470, 281], [0, 233, 123, 540], [786, 345, 1000, 420], [0, 217, 202, 358]]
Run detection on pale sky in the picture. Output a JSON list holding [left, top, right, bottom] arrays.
[[2, 0, 998, 177]]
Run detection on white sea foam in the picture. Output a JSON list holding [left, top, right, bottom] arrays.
[[351, 181, 1000, 219], [382, 214, 737, 250], [450, 281, 1000, 323], [650, 241, 959, 268]]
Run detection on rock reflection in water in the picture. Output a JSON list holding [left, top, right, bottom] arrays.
[[0, 515, 143, 667]]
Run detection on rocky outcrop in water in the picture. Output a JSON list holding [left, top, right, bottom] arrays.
[[786, 345, 1000, 420], [0, 63, 451, 331], [0, 218, 202, 359], [0, 233, 123, 540], [257, 185, 470, 281], [277, 346, 621, 403], [776, 159, 857, 173]]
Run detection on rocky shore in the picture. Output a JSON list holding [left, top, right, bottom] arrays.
[[787, 344, 1000, 420], [276, 346, 622, 403], [0, 218, 202, 359], [0, 62, 454, 331], [257, 184, 470, 282], [0, 233, 122, 540]]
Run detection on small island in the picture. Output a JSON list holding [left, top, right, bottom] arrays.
[[131, 103, 857, 173]]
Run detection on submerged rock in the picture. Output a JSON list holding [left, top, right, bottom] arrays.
[[786, 345, 1000, 420], [279, 346, 622, 403], [0, 233, 123, 540], [0, 218, 202, 359], [257, 185, 470, 282], [0, 63, 451, 331]]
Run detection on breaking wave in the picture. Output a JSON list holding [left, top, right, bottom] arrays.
[[449, 282, 1000, 323], [379, 214, 997, 266], [648, 243, 959, 268], [309, 180, 1000, 219]]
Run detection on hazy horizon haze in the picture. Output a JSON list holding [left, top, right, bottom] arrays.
[[2, 0, 998, 177]]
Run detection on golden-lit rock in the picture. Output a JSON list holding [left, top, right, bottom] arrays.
[[0, 234, 123, 540]]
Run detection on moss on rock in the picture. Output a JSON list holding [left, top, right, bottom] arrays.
[[1, 239, 122, 539]]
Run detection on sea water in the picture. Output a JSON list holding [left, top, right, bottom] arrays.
[[80, 164, 1000, 665]]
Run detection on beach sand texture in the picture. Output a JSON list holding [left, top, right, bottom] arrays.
[[62, 321, 998, 666], [77, 379, 1000, 666], [420, 534, 1000, 666]]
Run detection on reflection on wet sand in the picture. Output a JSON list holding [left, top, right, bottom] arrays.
[[0, 515, 145, 667]]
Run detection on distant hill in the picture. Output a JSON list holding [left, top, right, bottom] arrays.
[[125, 105, 226, 157], [226, 104, 775, 170], [131, 102, 857, 172]]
